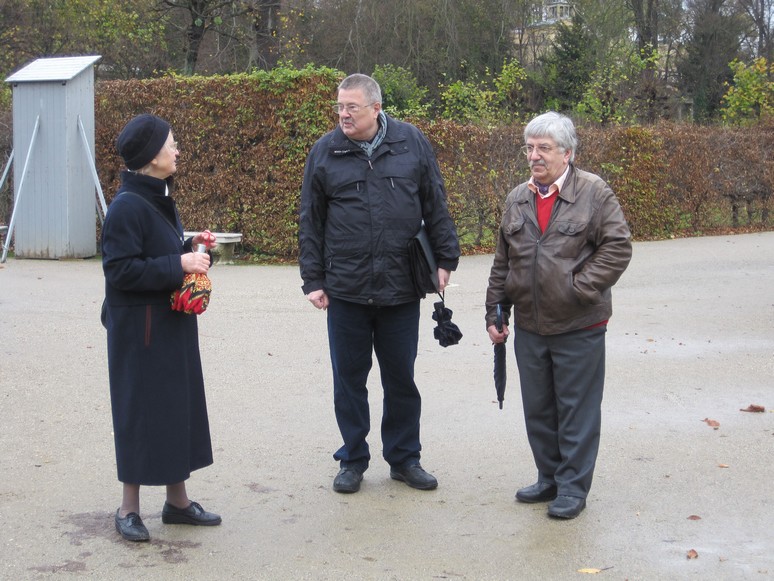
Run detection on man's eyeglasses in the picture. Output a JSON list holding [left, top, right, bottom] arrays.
[[521, 144, 558, 156], [333, 103, 376, 114]]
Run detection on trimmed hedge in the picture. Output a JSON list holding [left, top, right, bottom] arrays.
[[5, 66, 771, 261], [96, 66, 342, 261]]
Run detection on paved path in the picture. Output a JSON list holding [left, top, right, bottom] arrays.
[[1, 232, 773, 580]]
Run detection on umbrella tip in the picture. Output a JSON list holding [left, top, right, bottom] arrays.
[[499, 401, 503, 410]]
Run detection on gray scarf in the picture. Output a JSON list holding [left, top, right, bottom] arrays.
[[356, 111, 388, 158]]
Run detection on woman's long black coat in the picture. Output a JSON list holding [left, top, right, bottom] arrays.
[[102, 171, 213, 485]]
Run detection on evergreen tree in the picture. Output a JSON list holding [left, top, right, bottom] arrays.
[[678, 0, 746, 121], [540, 14, 597, 111]]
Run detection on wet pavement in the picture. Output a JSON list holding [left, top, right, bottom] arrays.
[[1, 232, 772, 580]]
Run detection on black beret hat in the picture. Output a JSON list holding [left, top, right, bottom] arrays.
[[116, 114, 171, 171]]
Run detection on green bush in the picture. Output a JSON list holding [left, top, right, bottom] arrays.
[[372, 64, 430, 119]]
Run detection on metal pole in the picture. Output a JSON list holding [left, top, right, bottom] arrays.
[[1, 115, 40, 263], [78, 115, 107, 223], [0, 149, 14, 192]]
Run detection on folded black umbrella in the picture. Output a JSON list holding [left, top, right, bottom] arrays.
[[494, 304, 507, 409], [432, 295, 462, 347]]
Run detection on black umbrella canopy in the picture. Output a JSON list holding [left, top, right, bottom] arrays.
[[432, 297, 462, 347], [494, 304, 507, 409]]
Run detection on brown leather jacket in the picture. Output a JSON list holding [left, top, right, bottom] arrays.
[[485, 165, 632, 335]]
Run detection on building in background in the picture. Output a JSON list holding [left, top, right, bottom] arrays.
[[513, 1, 575, 66]]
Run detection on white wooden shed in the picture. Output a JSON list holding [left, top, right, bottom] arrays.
[[4, 55, 102, 259]]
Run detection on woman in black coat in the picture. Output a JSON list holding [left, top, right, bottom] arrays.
[[102, 114, 221, 542]]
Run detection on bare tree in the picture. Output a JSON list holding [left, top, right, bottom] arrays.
[[628, 0, 666, 121], [629, 0, 660, 52], [659, 0, 686, 86], [245, 0, 282, 69], [159, 0, 251, 75], [737, 0, 773, 59]]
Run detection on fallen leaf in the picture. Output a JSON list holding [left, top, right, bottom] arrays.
[[718, 463, 729, 468], [740, 404, 765, 413], [687, 515, 702, 520], [577, 568, 602, 574], [702, 418, 720, 429], [687, 549, 699, 559]]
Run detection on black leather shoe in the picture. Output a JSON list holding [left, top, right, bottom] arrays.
[[515, 481, 557, 503], [162, 501, 222, 526], [333, 467, 363, 493], [390, 463, 438, 490], [115, 509, 150, 542], [547, 495, 586, 519]]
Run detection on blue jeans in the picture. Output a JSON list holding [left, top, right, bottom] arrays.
[[327, 297, 422, 471]]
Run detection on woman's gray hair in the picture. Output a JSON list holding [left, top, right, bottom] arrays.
[[338, 74, 382, 105], [524, 111, 577, 163]]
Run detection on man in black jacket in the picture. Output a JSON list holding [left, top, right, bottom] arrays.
[[299, 74, 460, 494]]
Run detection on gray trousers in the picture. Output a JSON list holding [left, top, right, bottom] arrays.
[[514, 325, 607, 499]]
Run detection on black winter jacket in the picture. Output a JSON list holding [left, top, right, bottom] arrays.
[[299, 115, 460, 305]]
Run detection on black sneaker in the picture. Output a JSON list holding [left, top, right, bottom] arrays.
[[115, 509, 150, 542]]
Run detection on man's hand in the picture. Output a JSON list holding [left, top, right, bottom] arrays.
[[307, 289, 329, 310], [487, 324, 509, 344], [437, 268, 451, 292]]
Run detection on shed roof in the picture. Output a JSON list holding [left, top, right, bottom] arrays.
[[5, 55, 101, 84]]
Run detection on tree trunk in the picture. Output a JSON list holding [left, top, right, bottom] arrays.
[[184, 19, 206, 75], [248, 0, 280, 70]]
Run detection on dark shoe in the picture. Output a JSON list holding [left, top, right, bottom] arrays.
[[515, 481, 557, 503], [115, 509, 150, 542], [547, 495, 586, 519], [162, 501, 222, 526], [390, 462, 438, 490], [333, 467, 363, 493]]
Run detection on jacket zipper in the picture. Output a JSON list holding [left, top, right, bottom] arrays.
[[145, 305, 152, 347], [532, 238, 542, 331]]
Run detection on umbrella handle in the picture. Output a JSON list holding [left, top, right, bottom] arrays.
[[496, 304, 508, 344]]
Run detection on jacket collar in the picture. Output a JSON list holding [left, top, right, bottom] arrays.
[[328, 114, 408, 156], [517, 164, 578, 204], [120, 170, 171, 198]]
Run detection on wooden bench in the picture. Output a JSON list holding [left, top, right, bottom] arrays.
[[184, 231, 242, 264]]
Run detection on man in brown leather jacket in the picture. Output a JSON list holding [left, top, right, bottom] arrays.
[[485, 112, 632, 519]]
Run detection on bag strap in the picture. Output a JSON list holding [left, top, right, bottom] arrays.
[[119, 191, 185, 244]]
